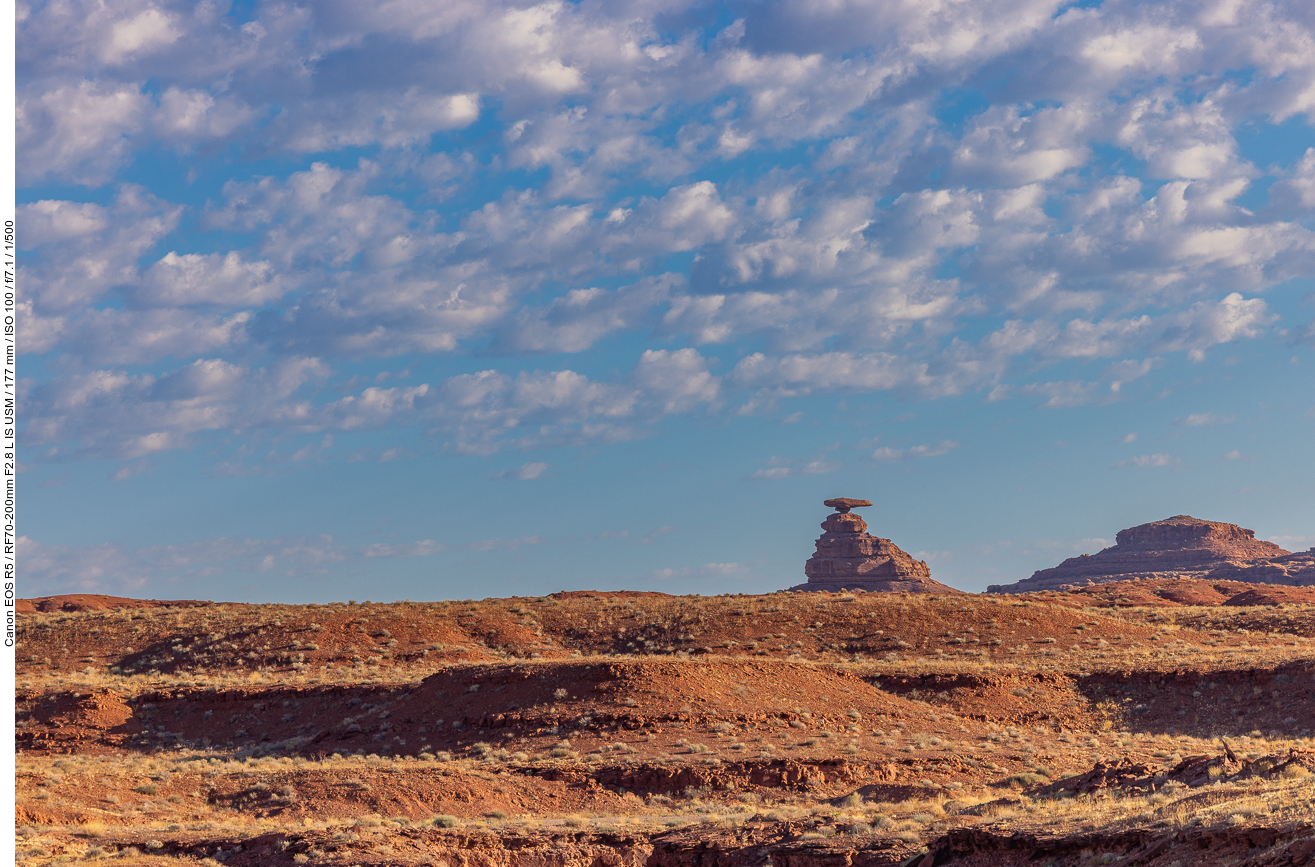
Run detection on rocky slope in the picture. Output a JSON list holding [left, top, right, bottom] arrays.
[[989, 515, 1290, 593], [1207, 548, 1315, 587]]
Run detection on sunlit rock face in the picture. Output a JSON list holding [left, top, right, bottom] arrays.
[[989, 515, 1292, 593], [791, 498, 958, 594]]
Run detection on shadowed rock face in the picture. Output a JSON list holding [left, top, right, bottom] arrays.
[[791, 501, 959, 594], [988, 515, 1291, 593]]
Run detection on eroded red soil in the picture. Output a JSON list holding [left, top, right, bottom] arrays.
[[14, 585, 1315, 867]]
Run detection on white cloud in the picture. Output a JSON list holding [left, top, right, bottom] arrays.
[[101, 8, 181, 64], [17, 531, 442, 596], [730, 352, 943, 394], [1114, 453, 1177, 468], [1022, 380, 1101, 408], [466, 536, 542, 553], [135, 251, 284, 308], [648, 562, 751, 580], [363, 539, 445, 558], [631, 348, 720, 414], [1175, 412, 1236, 426], [871, 440, 958, 462], [14, 0, 1315, 478], [1104, 358, 1159, 392], [1269, 534, 1315, 551], [495, 461, 550, 480], [152, 87, 255, 143], [22, 356, 330, 459], [19, 185, 183, 313], [17, 82, 149, 185], [751, 446, 840, 478], [491, 275, 678, 353]]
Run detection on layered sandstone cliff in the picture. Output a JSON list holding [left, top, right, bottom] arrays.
[[791, 498, 959, 594], [1206, 548, 1315, 586], [989, 515, 1291, 594]]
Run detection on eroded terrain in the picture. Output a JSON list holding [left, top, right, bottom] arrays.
[[14, 585, 1315, 866]]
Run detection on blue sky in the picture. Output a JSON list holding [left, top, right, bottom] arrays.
[[16, 0, 1315, 602]]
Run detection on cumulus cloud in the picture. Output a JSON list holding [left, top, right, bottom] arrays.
[[492, 275, 679, 354], [134, 252, 284, 308], [22, 357, 331, 459], [17, 81, 149, 185], [15, 0, 1315, 478], [19, 185, 183, 312], [21, 347, 729, 462]]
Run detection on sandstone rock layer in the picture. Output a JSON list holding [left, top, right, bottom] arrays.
[[1206, 548, 1315, 586], [989, 515, 1292, 593], [790, 501, 959, 594]]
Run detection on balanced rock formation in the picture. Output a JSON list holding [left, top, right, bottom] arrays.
[[790, 498, 959, 594], [989, 515, 1291, 593], [1206, 548, 1315, 586]]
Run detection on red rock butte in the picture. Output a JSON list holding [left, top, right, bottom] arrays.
[[988, 515, 1297, 593], [790, 498, 959, 594]]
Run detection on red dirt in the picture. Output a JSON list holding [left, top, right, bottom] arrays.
[[16, 594, 208, 614], [14, 589, 1315, 867], [1037, 577, 1315, 608]]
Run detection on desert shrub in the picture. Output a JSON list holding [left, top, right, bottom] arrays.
[[430, 815, 459, 828]]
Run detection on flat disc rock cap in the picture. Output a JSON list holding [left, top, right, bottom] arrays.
[[824, 497, 873, 512]]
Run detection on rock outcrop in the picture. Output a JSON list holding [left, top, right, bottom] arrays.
[[989, 515, 1291, 593], [790, 498, 959, 594], [1205, 548, 1315, 586]]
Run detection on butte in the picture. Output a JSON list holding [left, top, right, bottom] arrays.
[[988, 514, 1297, 593], [789, 497, 959, 594]]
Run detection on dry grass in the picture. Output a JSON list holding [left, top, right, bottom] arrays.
[[14, 590, 1315, 866]]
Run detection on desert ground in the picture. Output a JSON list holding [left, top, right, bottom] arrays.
[[13, 582, 1315, 866]]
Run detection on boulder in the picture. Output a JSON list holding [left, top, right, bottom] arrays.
[[988, 515, 1291, 593]]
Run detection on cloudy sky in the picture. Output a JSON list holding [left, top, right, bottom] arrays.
[[17, 0, 1315, 602]]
